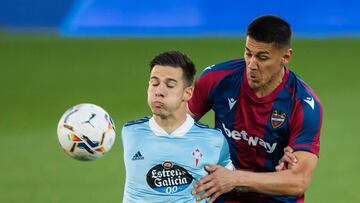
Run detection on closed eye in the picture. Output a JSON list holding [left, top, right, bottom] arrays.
[[166, 81, 176, 88], [149, 79, 159, 86]]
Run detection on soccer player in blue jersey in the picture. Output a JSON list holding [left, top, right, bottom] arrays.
[[121, 51, 234, 203], [190, 15, 323, 203]]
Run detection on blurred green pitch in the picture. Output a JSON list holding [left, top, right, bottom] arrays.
[[0, 33, 359, 202]]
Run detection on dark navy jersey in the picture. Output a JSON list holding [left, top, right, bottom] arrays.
[[188, 59, 323, 203]]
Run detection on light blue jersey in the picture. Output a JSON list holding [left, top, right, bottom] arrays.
[[121, 115, 233, 203]]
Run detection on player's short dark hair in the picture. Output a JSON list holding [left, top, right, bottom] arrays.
[[247, 15, 292, 48], [150, 51, 196, 86]]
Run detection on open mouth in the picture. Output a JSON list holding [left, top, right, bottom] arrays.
[[249, 74, 258, 82]]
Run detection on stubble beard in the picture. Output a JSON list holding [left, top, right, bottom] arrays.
[[152, 108, 169, 120]]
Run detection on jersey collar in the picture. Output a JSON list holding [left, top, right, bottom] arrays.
[[149, 114, 194, 137]]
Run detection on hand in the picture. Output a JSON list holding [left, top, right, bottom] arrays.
[[192, 165, 235, 203], [275, 146, 298, 171]]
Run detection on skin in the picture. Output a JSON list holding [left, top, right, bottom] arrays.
[[193, 151, 317, 202], [191, 37, 318, 202], [148, 65, 193, 133], [245, 36, 292, 98]]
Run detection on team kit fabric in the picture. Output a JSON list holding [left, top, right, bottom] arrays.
[[121, 115, 233, 203], [188, 59, 323, 203]]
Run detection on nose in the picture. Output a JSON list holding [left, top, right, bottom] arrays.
[[155, 84, 165, 97], [247, 57, 258, 71]]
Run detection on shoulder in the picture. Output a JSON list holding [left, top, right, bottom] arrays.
[[194, 59, 246, 93], [121, 116, 151, 141], [290, 72, 322, 107], [193, 121, 225, 141], [122, 116, 151, 133], [124, 116, 151, 127], [193, 121, 219, 132], [193, 121, 210, 129], [288, 71, 323, 120], [199, 58, 245, 77]]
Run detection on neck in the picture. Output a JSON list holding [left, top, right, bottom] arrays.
[[153, 109, 187, 134], [254, 67, 285, 98]]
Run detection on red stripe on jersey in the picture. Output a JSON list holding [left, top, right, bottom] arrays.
[[289, 98, 304, 139], [289, 100, 321, 156], [188, 69, 236, 118], [233, 87, 275, 170], [232, 68, 290, 171], [297, 196, 305, 203]]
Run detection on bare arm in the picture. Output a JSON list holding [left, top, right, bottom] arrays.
[[193, 151, 318, 202], [235, 151, 317, 195]]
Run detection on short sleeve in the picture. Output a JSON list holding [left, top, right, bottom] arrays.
[[188, 73, 213, 119], [289, 98, 323, 157], [188, 60, 240, 119]]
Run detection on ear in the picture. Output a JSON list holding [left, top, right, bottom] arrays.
[[281, 48, 293, 66], [183, 86, 194, 102]]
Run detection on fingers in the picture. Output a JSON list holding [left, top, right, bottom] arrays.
[[284, 146, 294, 153], [283, 146, 297, 164], [276, 146, 298, 171], [275, 162, 285, 171], [205, 165, 219, 173], [193, 165, 220, 194], [195, 184, 217, 202], [207, 192, 221, 203], [284, 151, 297, 164], [193, 174, 214, 194], [193, 165, 229, 201]]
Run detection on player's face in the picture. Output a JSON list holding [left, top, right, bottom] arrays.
[[147, 65, 193, 119], [244, 36, 292, 93]]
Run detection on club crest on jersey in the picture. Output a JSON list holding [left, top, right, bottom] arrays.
[[192, 148, 203, 167], [271, 110, 286, 129]]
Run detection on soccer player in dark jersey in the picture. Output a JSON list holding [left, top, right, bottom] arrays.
[[189, 15, 323, 203]]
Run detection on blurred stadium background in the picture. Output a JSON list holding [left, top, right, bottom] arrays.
[[1, 0, 359, 202]]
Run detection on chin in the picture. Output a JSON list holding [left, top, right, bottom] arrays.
[[154, 113, 169, 119], [248, 82, 258, 89], [152, 110, 168, 118], [249, 78, 265, 88]]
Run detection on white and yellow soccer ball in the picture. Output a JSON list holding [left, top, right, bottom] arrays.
[[57, 103, 116, 161]]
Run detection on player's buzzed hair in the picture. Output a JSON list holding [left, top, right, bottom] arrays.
[[150, 51, 196, 87], [247, 15, 292, 49]]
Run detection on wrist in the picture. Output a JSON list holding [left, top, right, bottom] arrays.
[[232, 170, 251, 192], [234, 170, 246, 186]]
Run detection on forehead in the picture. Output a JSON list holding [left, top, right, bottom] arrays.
[[150, 65, 183, 81], [245, 36, 275, 54]]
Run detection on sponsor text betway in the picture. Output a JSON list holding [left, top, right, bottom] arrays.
[[222, 123, 277, 153]]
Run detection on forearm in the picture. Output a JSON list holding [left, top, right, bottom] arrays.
[[234, 151, 317, 196], [234, 169, 307, 196], [192, 151, 318, 203]]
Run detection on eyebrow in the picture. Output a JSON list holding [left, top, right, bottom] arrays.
[[245, 47, 270, 55], [150, 76, 178, 83], [166, 79, 178, 84]]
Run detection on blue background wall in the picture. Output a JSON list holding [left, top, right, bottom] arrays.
[[0, 0, 74, 27], [61, 0, 360, 37], [1, 0, 359, 37]]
